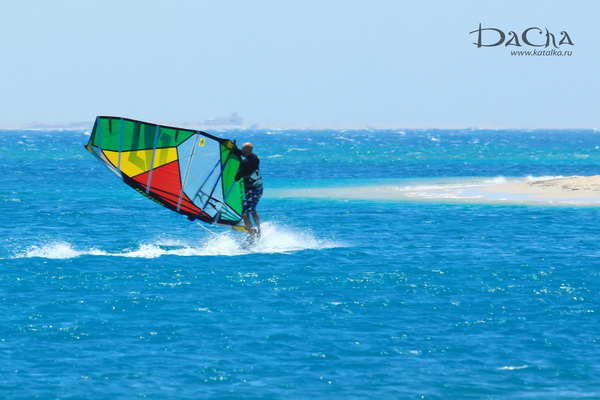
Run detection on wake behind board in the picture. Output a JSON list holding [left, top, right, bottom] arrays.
[[240, 230, 260, 249], [197, 221, 257, 249]]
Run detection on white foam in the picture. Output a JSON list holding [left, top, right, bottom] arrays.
[[247, 222, 339, 254], [498, 365, 529, 371], [14, 242, 109, 259], [482, 176, 507, 185], [525, 175, 567, 182], [392, 179, 493, 200], [12, 223, 343, 259]]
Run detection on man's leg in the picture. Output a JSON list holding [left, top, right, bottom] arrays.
[[251, 211, 261, 235], [241, 214, 254, 234], [241, 187, 254, 235]]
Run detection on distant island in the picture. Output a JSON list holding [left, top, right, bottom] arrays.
[[0, 116, 596, 132]]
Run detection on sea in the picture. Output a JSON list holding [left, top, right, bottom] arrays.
[[1, 128, 599, 399]]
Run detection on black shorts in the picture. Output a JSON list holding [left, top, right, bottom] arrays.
[[242, 187, 263, 215]]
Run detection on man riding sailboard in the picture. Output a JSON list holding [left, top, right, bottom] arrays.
[[85, 116, 263, 237], [233, 142, 263, 237]]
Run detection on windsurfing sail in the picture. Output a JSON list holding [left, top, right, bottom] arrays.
[[85, 116, 247, 232]]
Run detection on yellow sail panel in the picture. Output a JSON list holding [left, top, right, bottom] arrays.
[[103, 148, 179, 177]]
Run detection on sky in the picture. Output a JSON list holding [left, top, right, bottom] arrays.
[[0, 0, 598, 129]]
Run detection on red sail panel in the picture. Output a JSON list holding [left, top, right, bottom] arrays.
[[132, 160, 209, 219]]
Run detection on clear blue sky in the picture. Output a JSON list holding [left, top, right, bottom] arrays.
[[0, 0, 598, 128]]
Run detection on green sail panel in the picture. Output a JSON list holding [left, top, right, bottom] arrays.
[[220, 142, 245, 220], [92, 117, 195, 152]]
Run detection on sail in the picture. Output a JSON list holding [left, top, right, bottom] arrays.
[[85, 116, 247, 232]]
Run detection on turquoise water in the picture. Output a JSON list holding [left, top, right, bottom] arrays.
[[1, 129, 599, 399]]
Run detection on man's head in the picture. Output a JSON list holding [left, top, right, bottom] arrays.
[[242, 142, 253, 157]]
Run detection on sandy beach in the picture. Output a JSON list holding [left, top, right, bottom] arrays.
[[274, 176, 600, 205], [482, 175, 600, 200]]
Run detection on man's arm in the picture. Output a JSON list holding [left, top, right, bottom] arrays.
[[235, 158, 250, 181], [231, 146, 243, 157]]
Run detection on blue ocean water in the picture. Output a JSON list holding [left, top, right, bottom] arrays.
[[1, 128, 599, 399]]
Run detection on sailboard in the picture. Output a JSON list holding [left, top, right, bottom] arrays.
[[85, 116, 248, 233]]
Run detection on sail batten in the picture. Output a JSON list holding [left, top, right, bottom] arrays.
[[145, 124, 161, 194]]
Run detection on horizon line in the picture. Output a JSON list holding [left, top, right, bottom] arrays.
[[0, 121, 597, 132]]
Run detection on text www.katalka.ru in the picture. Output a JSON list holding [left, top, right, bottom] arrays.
[[511, 49, 573, 56]]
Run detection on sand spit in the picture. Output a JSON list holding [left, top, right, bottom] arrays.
[[483, 175, 600, 200], [273, 176, 600, 205]]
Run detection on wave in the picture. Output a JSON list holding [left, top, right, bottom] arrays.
[[13, 242, 107, 259], [525, 175, 567, 182], [498, 365, 529, 371], [482, 176, 507, 184], [11, 223, 344, 259]]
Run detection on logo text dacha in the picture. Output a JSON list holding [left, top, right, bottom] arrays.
[[470, 24, 574, 49]]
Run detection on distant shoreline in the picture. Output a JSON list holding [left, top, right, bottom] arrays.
[[0, 123, 598, 132]]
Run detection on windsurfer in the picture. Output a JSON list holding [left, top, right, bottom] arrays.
[[234, 142, 263, 236]]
